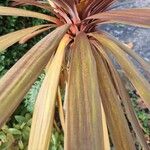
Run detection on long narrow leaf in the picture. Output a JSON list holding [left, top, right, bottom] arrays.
[[19, 25, 56, 44], [0, 24, 70, 128], [93, 49, 136, 150], [0, 6, 59, 23], [107, 60, 149, 150], [91, 33, 150, 108], [87, 9, 150, 28], [102, 31, 150, 74], [51, 0, 80, 23], [0, 24, 49, 52], [92, 41, 149, 149], [28, 34, 70, 150], [11, 0, 54, 12], [57, 86, 65, 131], [100, 102, 110, 150], [65, 32, 105, 150]]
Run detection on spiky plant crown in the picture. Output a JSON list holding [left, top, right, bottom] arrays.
[[0, 0, 150, 149]]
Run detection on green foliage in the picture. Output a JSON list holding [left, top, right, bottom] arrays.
[[0, 112, 64, 150], [130, 91, 150, 135], [0, 113, 31, 150], [24, 73, 45, 113], [50, 131, 64, 150]]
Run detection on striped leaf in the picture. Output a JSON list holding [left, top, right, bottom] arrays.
[[28, 34, 70, 150], [65, 32, 105, 150], [93, 49, 136, 150], [91, 33, 150, 108], [0, 24, 70, 128], [19, 25, 56, 44], [87, 9, 150, 28], [101, 31, 150, 74], [92, 41, 149, 149]]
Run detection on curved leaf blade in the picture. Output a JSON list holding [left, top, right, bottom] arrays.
[[107, 61, 149, 150], [65, 32, 105, 150], [91, 33, 150, 108], [19, 25, 56, 44], [93, 49, 136, 150], [101, 31, 150, 74], [0, 24, 50, 52], [92, 41, 149, 149], [0, 24, 70, 128], [11, 0, 54, 12], [0, 6, 58, 23], [28, 34, 70, 150]]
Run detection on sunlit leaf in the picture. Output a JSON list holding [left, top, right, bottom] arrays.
[[0, 0, 149, 149], [57, 87, 65, 131], [8, 128, 22, 135], [28, 34, 70, 150], [11, 0, 54, 12], [102, 31, 150, 74], [65, 32, 105, 150], [0, 24, 70, 128], [100, 102, 110, 150], [87, 9, 150, 28], [0, 24, 50, 52]]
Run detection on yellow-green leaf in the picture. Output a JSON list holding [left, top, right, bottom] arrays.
[[57, 86, 65, 131], [100, 102, 110, 150], [0, 6, 58, 23], [28, 34, 70, 150], [0, 24, 70, 128]]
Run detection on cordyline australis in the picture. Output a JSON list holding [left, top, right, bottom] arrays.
[[0, 0, 150, 149]]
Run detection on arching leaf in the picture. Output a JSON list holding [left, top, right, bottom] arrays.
[[101, 31, 150, 74], [87, 9, 150, 28], [28, 34, 70, 150], [92, 41, 149, 150], [0, 24, 50, 52], [0, 24, 70, 128], [65, 32, 105, 150], [93, 49, 135, 150], [0, 6, 59, 23], [91, 33, 150, 108]]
